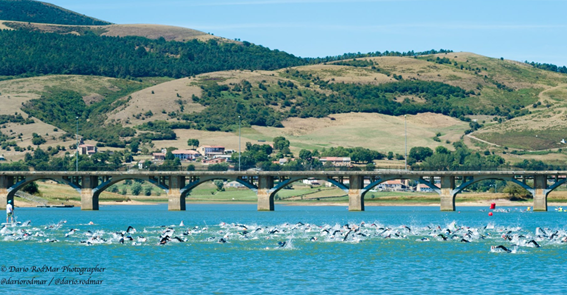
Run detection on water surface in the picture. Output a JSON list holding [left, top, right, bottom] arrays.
[[2, 204, 566, 294]]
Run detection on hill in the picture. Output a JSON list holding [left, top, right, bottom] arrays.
[[1, 2, 567, 168], [0, 29, 306, 78], [1, 21, 228, 43], [0, 0, 110, 25], [3, 52, 567, 166]]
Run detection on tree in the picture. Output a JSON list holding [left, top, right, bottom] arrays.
[[435, 146, 449, 154], [503, 183, 529, 199], [213, 180, 225, 192], [129, 141, 139, 153], [187, 164, 195, 171], [273, 136, 290, 151], [22, 182, 39, 195], [409, 147, 433, 162], [109, 185, 119, 193], [144, 186, 152, 196], [131, 183, 142, 196], [208, 163, 229, 171], [32, 135, 46, 146], [299, 149, 312, 161], [165, 150, 175, 160], [187, 139, 200, 149]]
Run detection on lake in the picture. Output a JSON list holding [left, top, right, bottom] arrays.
[[1, 204, 566, 294]]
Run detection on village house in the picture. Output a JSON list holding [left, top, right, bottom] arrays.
[[416, 184, 436, 193], [198, 145, 225, 158], [302, 178, 321, 185], [319, 157, 351, 167], [224, 181, 246, 189], [377, 180, 409, 192], [172, 149, 201, 161], [78, 144, 97, 155]]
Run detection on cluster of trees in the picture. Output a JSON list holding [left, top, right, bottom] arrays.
[[0, 30, 307, 78], [224, 137, 387, 171], [21, 83, 173, 147], [525, 61, 567, 74], [308, 49, 453, 64], [319, 147, 384, 163], [0, 0, 111, 25], [410, 142, 506, 171], [0, 146, 133, 171], [0, 113, 34, 125], [333, 59, 375, 68], [168, 77, 478, 133]]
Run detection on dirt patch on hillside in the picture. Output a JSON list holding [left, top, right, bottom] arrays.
[[82, 93, 105, 105], [249, 112, 468, 154], [0, 21, 13, 30], [289, 64, 394, 85], [101, 24, 222, 42], [106, 77, 205, 126]]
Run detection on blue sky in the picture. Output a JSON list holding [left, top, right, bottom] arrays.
[[47, 0, 567, 65]]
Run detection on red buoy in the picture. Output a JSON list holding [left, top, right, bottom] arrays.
[[488, 212, 493, 216], [490, 203, 496, 210]]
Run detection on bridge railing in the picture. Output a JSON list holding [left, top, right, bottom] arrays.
[[3, 164, 567, 172]]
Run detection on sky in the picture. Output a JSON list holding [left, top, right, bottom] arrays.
[[46, 0, 567, 65]]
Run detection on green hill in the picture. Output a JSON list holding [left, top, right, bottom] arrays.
[[0, 29, 307, 78], [0, 0, 110, 25], [2, 1, 567, 168]]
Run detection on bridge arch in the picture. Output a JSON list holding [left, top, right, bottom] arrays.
[[180, 176, 258, 198], [93, 176, 169, 199], [267, 176, 349, 198], [450, 175, 534, 198], [6, 176, 81, 201], [361, 176, 440, 198]]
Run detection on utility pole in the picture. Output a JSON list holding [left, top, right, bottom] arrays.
[[404, 115, 407, 171], [76, 116, 79, 172], [238, 115, 241, 172]]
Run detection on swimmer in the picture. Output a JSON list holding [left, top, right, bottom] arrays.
[[491, 245, 511, 253], [526, 240, 540, 248], [159, 236, 170, 245]]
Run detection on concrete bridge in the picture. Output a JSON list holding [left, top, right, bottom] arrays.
[[1, 170, 565, 212]]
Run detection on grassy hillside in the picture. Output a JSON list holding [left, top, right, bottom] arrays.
[[0, 0, 110, 25], [3, 52, 567, 165], [0, 75, 170, 160], [1, 21, 227, 43]]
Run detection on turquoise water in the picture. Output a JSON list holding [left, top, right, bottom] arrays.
[[2, 204, 567, 294]]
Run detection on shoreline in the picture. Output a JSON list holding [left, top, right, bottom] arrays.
[[13, 199, 567, 208]]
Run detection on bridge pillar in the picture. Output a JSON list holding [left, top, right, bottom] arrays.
[[440, 176, 455, 211], [81, 176, 99, 210], [533, 175, 548, 212], [258, 176, 274, 211], [168, 176, 186, 211], [348, 175, 364, 211], [0, 176, 15, 210]]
